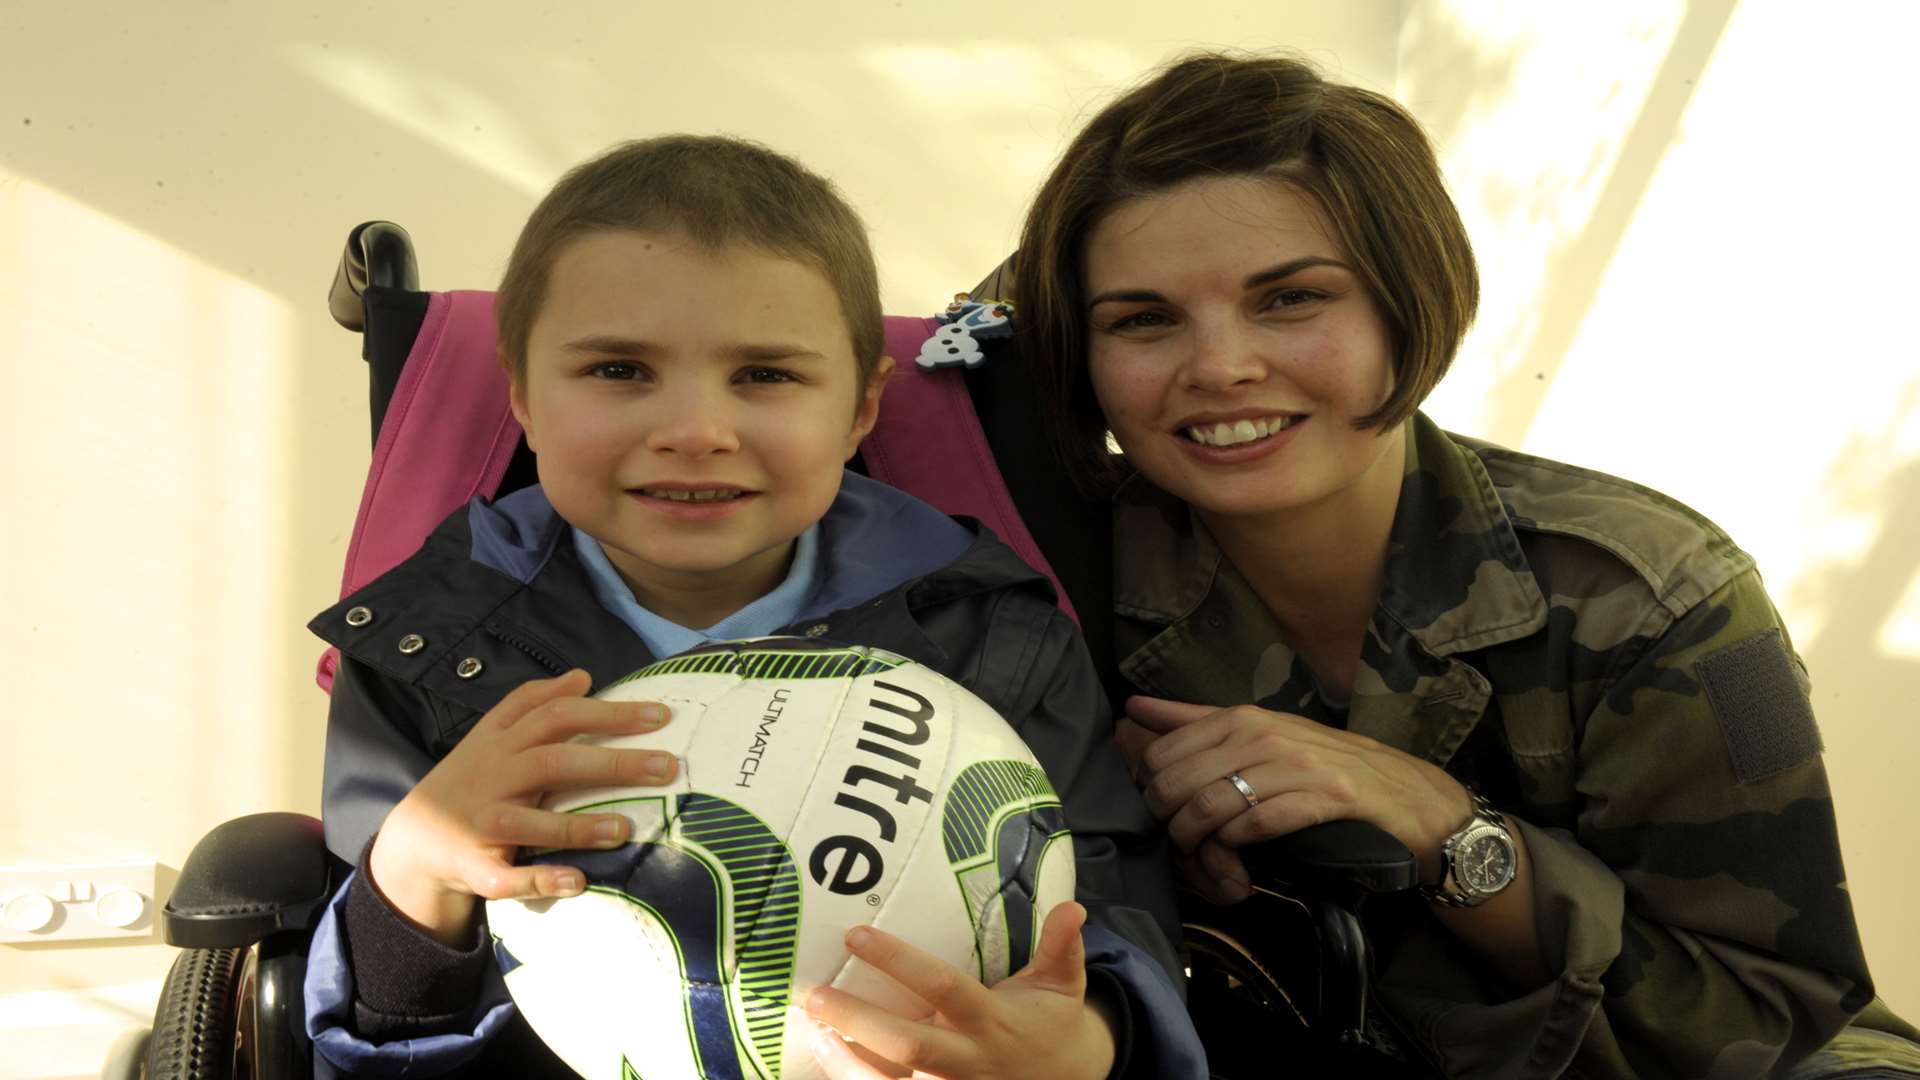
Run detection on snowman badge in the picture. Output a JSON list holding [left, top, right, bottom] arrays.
[[915, 294, 1014, 371]]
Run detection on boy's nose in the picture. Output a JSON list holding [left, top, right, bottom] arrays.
[[644, 395, 740, 456]]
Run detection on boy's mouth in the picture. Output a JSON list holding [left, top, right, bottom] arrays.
[[631, 486, 752, 503]]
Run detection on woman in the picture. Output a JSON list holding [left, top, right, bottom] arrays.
[[1008, 53, 1919, 1078]]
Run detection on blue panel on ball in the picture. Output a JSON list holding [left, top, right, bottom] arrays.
[[993, 804, 1070, 970], [528, 792, 800, 1078]]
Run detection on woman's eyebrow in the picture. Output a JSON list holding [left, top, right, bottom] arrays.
[[1088, 255, 1354, 308], [1086, 288, 1165, 308], [1244, 256, 1351, 289]]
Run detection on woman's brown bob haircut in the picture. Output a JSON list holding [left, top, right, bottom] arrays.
[[497, 134, 885, 391], [1015, 52, 1479, 496]]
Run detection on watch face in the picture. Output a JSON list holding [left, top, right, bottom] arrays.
[[1459, 832, 1516, 893]]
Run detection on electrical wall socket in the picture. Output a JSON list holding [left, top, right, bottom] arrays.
[[0, 862, 159, 944]]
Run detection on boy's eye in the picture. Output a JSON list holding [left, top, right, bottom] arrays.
[[589, 361, 644, 381], [737, 366, 799, 385]]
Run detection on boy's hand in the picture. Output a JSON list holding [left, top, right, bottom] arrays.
[[804, 901, 1117, 1080], [367, 669, 677, 945]]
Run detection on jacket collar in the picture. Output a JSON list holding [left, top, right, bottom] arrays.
[[312, 483, 1038, 717], [1111, 413, 1547, 764]]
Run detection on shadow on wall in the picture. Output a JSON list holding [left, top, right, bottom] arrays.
[[1401, 0, 1735, 447], [1789, 387, 1920, 984]]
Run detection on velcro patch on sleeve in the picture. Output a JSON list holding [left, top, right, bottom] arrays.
[[1696, 628, 1823, 784]]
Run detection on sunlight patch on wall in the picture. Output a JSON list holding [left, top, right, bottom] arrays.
[[284, 41, 558, 195], [0, 167, 293, 859], [1485, 2, 1920, 650], [1406, 2, 1687, 443]]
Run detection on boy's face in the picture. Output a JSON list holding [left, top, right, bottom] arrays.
[[512, 229, 886, 624]]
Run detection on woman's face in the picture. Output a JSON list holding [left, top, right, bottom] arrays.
[[1084, 175, 1404, 524]]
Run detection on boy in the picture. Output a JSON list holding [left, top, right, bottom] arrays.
[[303, 135, 1199, 1078]]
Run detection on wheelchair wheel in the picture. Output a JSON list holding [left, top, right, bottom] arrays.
[[145, 946, 244, 1080]]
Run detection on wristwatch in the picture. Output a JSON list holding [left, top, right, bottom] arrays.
[[1421, 789, 1517, 908]]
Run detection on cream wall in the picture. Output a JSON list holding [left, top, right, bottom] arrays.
[[1403, 0, 1920, 1012], [0, 3, 1397, 1076]]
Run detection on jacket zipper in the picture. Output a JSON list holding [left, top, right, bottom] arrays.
[[486, 628, 568, 675]]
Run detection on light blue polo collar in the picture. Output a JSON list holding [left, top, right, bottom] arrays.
[[570, 524, 822, 661]]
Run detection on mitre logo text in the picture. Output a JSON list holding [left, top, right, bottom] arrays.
[[808, 680, 936, 894]]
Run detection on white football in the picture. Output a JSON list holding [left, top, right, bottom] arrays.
[[485, 638, 1076, 1080]]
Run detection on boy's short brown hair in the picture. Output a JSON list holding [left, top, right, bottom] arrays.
[[1015, 51, 1480, 496], [497, 135, 884, 389]]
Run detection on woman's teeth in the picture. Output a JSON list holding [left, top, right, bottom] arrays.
[[643, 489, 744, 502], [1184, 415, 1301, 447]]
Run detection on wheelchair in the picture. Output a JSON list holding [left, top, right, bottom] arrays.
[[120, 221, 1426, 1079]]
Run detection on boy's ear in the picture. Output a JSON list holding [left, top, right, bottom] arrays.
[[507, 365, 537, 453], [845, 355, 894, 459]]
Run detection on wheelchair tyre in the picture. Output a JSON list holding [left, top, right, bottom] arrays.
[[145, 946, 244, 1080]]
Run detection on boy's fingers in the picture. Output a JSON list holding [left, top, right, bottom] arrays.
[[477, 805, 632, 850], [841, 925, 990, 1030], [1012, 901, 1087, 995], [516, 743, 679, 791], [464, 858, 584, 901], [511, 697, 671, 750], [486, 669, 592, 732], [805, 1025, 898, 1080], [807, 986, 966, 1075]]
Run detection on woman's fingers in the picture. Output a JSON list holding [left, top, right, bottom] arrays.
[[1114, 717, 1155, 779], [1123, 695, 1222, 734], [1196, 838, 1252, 902]]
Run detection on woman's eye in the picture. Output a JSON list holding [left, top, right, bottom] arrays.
[[737, 367, 799, 385], [1107, 311, 1174, 332], [1265, 288, 1325, 310]]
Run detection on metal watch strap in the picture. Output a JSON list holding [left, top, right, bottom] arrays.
[[1421, 789, 1511, 908]]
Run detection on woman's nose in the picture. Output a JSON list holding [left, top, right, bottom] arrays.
[[1182, 319, 1269, 392]]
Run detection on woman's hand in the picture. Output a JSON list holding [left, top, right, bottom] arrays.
[[1123, 696, 1472, 901], [367, 669, 678, 944], [804, 901, 1116, 1080]]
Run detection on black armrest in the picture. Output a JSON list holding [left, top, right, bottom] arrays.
[[1243, 820, 1419, 896], [162, 812, 338, 949]]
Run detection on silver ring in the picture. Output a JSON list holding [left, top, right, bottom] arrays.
[[1227, 772, 1259, 808]]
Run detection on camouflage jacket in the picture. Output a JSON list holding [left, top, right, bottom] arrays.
[[1110, 413, 1918, 1078]]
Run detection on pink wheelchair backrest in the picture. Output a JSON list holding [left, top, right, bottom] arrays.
[[316, 291, 1073, 692]]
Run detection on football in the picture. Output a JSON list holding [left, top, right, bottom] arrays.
[[485, 638, 1076, 1079]]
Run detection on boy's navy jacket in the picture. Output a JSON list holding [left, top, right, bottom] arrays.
[[303, 472, 1201, 1078]]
